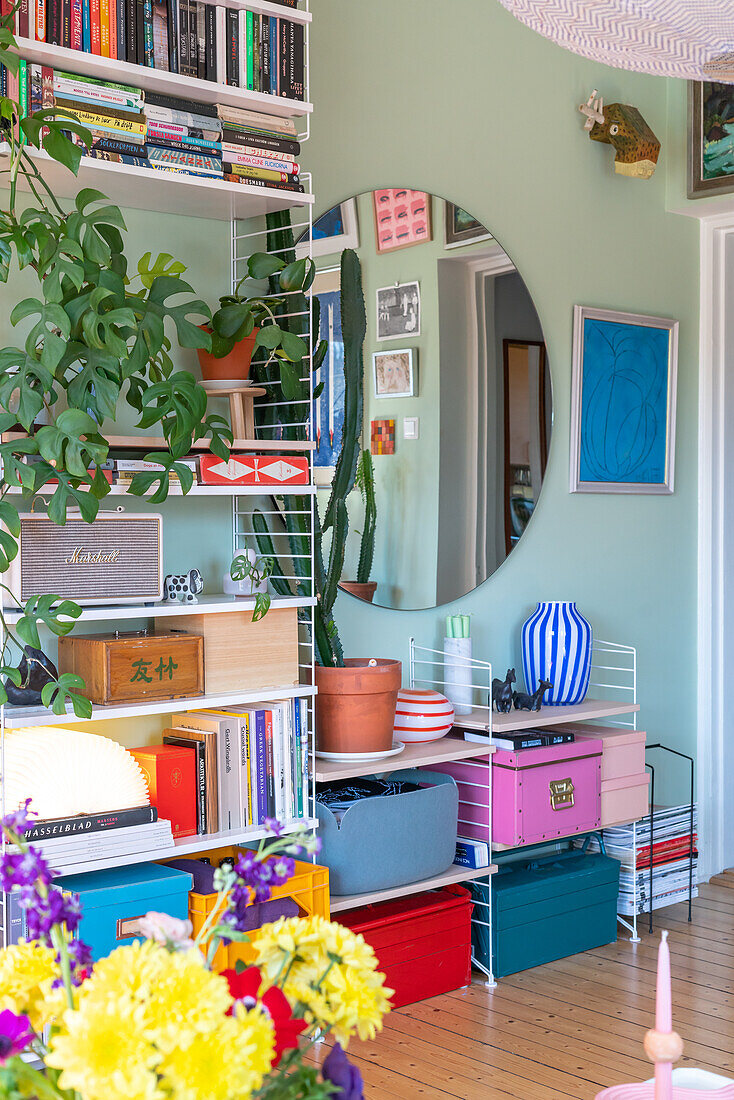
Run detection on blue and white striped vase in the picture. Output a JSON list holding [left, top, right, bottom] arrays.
[[521, 601, 593, 706]]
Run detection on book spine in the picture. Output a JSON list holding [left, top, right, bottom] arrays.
[[245, 9, 253, 89], [116, 0, 124, 57], [221, 142, 295, 163], [283, 702, 294, 820], [147, 135, 219, 154], [46, 0, 59, 42], [36, 0, 45, 40], [291, 19, 303, 100], [272, 705, 283, 820], [90, 0, 100, 52], [61, 0, 70, 45], [96, 135, 146, 155], [18, 61, 27, 135], [237, 9, 244, 89], [279, 16, 287, 97], [18, 0, 28, 39], [24, 805, 158, 842], [135, 0, 144, 62], [143, 0, 153, 64], [98, 0, 108, 52], [252, 12, 259, 91], [166, 0, 177, 70], [292, 697, 301, 818], [108, 0, 117, 57], [195, 0, 205, 78], [300, 697, 309, 816], [214, 4, 225, 83], [125, 0, 136, 61], [187, 0, 196, 74], [255, 710, 267, 822], [221, 130, 299, 155], [204, 2, 214, 80], [223, 163, 293, 183], [260, 12, 269, 93], [264, 709, 275, 817], [223, 174, 304, 193], [241, 716, 253, 827], [225, 7, 237, 85], [269, 15, 277, 95], [223, 150, 298, 172], [177, 0, 187, 73], [70, 0, 82, 48]]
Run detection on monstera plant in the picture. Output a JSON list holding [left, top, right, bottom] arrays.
[[0, 18, 273, 715]]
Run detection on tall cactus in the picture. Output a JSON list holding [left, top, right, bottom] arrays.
[[250, 227, 366, 668], [355, 449, 377, 585]]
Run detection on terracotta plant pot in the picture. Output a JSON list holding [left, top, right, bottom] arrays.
[[315, 658, 402, 755], [339, 581, 378, 603], [196, 326, 259, 383]]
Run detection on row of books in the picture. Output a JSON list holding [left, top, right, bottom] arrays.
[[580, 804, 699, 915], [0, 63, 304, 189], [5, 0, 304, 100], [169, 698, 311, 835]]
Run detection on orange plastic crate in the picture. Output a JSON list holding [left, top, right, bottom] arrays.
[[188, 846, 330, 972]]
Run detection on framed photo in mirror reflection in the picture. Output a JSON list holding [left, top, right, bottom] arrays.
[[376, 282, 421, 340], [373, 348, 416, 399]]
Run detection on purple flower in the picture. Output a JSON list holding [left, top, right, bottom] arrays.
[[52, 937, 93, 988], [0, 1010, 34, 1063], [1, 799, 35, 839], [322, 1044, 364, 1100], [0, 848, 54, 895], [23, 886, 81, 944], [264, 818, 284, 837]]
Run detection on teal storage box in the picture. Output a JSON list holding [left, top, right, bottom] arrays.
[[487, 841, 620, 977], [53, 863, 193, 961]]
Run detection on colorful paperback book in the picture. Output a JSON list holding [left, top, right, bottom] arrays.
[[70, 0, 82, 47], [24, 805, 158, 842], [223, 163, 295, 183], [221, 149, 299, 173], [217, 105, 297, 136], [197, 710, 240, 831], [269, 15, 277, 95], [454, 837, 490, 870], [246, 9, 253, 89], [152, 0, 169, 68], [147, 146, 222, 173], [215, 4, 226, 83], [164, 734, 207, 834], [100, 0, 109, 54]]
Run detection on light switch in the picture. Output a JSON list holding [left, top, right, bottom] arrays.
[[403, 417, 419, 440]]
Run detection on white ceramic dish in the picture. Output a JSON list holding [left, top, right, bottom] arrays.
[[315, 741, 405, 763], [201, 379, 254, 391]]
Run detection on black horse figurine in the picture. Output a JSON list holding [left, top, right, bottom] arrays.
[[492, 668, 516, 713], [513, 679, 553, 712]]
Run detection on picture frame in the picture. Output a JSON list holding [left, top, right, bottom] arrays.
[[312, 267, 345, 486], [688, 81, 734, 197], [372, 189, 432, 253], [570, 305, 678, 495], [444, 202, 492, 249], [373, 348, 416, 399], [376, 281, 421, 341], [295, 199, 359, 259]]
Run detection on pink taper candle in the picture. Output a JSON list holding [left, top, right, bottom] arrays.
[[654, 930, 673, 1100]]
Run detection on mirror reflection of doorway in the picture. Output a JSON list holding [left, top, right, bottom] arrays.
[[503, 339, 548, 556]]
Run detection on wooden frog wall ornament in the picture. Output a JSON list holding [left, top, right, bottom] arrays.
[[580, 90, 661, 180]]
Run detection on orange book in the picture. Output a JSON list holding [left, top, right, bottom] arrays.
[[108, 0, 116, 57], [99, 0, 109, 54], [90, 0, 101, 53]]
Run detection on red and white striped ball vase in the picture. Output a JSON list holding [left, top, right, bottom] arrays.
[[393, 688, 455, 744]]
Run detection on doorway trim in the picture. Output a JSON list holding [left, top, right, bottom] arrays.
[[697, 212, 734, 881]]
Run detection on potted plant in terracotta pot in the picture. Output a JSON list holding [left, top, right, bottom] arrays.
[[198, 253, 316, 385], [249, 236, 400, 756]]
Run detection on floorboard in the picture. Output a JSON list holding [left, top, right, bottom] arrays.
[[333, 878, 733, 1098]]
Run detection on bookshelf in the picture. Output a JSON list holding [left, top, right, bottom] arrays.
[[0, 0, 319, 946]]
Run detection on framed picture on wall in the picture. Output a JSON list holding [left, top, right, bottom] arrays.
[[376, 281, 421, 340], [444, 202, 492, 248], [312, 268, 345, 485], [688, 81, 734, 197], [373, 189, 432, 253], [373, 348, 416, 399], [570, 305, 678, 495], [295, 199, 359, 259]]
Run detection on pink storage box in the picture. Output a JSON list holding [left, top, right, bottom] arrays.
[[432, 740, 603, 847], [566, 724, 646, 781], [601, 774, 650, 828]]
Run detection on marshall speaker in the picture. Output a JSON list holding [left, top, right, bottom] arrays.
[[4, 511, 163, 607]]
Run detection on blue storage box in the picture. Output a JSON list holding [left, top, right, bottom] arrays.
[[316, 769, 458, 896], [54, 863, 193, 961], [479, 840, 620, 977]]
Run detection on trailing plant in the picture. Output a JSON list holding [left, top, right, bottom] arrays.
[[354, 448, 376, 585], [207, 252, 316, 399], [0, 18, 236, 715], [229, 551, 274, 622]]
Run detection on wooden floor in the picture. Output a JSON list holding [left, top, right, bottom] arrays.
[[334, 873, 734, 1099]]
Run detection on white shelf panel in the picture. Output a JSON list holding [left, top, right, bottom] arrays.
[[5, 481, 317, 497], [0, 145, 313, 221], [47, 817, 319, 877], [2, 683, 316, 728], [2, 433, 316, 452], [1, 593, 315, 625], [12, 38, 312, 114], [314, 734, 496, 784], [456, 699, 640, 734], [329, 863, 498, 913]]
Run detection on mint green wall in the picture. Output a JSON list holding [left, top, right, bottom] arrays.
[[306, 0, 700, 799]]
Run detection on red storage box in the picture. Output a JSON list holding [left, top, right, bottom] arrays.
[[339, 885, 473, 1009], [199, 454, 310, 486]]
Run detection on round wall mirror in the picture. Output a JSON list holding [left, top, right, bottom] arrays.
[[310, 189, 552, 611]]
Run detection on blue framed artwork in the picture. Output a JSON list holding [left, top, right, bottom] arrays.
[[312, 270, 346, 484], [570, 306, 679, 494]]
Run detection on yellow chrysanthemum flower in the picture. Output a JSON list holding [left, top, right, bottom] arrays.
[[159, 1007, 274, 1100], [47, 998, 163, 1100], [77, 940, 233, 1054], [251, 915, 392, 1046], [0, 940, 61, 1031]]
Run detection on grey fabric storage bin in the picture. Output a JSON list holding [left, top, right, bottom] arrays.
[[316, 769, 459, 896]]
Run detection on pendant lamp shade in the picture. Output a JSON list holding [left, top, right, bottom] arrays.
[[498, 1, 734, 83]]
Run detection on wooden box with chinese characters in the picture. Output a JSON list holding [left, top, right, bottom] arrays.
[[57, 630, 204, 706]]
